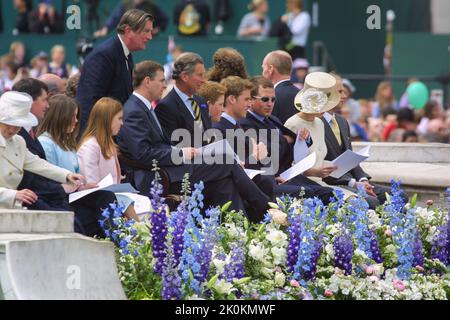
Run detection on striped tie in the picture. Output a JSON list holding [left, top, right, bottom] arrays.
[[330, 116, 342, 146], [189, 97, 202, 124]]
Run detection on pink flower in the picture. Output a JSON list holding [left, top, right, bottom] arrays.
[[290, 279, 300, 288], [384, 229, 393, 237], [415, 265, 425, 273], [426, 200, 433, 206], [324, 290, 334, 298], [365, 266, 374, 275], [393, 279, 406, 292]]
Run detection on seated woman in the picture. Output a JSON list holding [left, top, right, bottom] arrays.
[[237, 0, 271, 38], [284, 72, 355, 199], [0, 91, 84, 208], [77, 97, 139, 220]]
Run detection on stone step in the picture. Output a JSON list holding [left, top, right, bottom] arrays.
[[0, 210, 74, 234], [353, 142, 450, 163]]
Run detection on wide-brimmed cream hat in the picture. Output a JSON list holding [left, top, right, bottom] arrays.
[[0, 91, 37, 127], [294, 72, 340, 114]]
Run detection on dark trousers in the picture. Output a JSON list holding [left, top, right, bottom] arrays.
[[169, 162, 270, 223], [275, 174, 334, 205]]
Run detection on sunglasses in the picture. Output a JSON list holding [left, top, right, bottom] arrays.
[[253, 96, 276, 103]]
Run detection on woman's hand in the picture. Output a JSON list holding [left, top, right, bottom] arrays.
[[77, 183, 98, 191], [66, 173, 86, 186], [15, 189, 38, 205], [297, 128, 311, 141], [305, 165, 337, 178]]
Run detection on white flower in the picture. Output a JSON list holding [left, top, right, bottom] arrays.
[[266, 229, 288, 246], [249, 243, 269, 262], [213, 258, 227, 275], [213, 279, 234, 296], [324, 243, 335, 260], [271, 246, 287, 265], [299, 88, 328, 113], [274, 272, 286, 287], [326, 224, 340, 236], [354, 249, 369, 260]]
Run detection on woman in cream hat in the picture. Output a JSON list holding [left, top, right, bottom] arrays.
[[285, 72, 339, 178], [0, 91, 85, 208]]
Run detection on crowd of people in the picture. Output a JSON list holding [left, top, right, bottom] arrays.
[[0, 7, 444, 238]]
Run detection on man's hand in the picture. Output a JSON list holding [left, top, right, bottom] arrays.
[[15, 189, 38, 205], [251, 138, 268, 161], [182, 147, 198, 161], [305, 165, 337, 178], [93, 27, 108, 38], [275, 176, 287, 185], [283, 134, 294, 144], [359, 181, 376, 197]]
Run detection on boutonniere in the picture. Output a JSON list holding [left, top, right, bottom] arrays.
[[200, 103, 208, 109]]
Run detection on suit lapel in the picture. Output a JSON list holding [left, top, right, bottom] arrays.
[[321, 117, 342, 157], [336, 115, 351, 150], [0, 136, 24, 172], [134, 96, 168, 143], [172, 90, 196, 133], [114, 36, 133, 96]]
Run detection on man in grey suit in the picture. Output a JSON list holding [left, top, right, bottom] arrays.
[[320, 75, 405, 209]]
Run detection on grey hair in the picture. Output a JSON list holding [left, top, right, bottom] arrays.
[[172, 52, 204, 80]]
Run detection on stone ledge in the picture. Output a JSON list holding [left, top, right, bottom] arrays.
[[0, 234, 126, 300], [0, 210, 74, 234], [353, 142, 450, 163], [360, 162, 450, 188]]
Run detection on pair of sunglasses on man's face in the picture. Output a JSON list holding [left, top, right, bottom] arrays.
[[253, 96, 276, 103]]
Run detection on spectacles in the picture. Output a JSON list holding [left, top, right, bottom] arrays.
[[253, 96, 276, 103]]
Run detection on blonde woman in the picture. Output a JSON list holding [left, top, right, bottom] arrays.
[[77, 97, 138, 220], [48, 45, 72, 79], [372, 81, 398, 118]]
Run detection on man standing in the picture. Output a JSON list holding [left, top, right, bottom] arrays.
[[117, 61, 270, 222], [321, 75, 399, 208], [156, 52, 212, 148], [262, 50, 299, 124], [77, 9, 154, 135]]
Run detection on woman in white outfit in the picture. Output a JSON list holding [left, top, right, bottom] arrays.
[[0, 91, 85, 208]]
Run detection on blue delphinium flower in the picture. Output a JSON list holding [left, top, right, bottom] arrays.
[[149, 169, 169, 275], [170, 198, 190, 267], [395, 207, 417, 280], [347, 185, 372, 261], [413, 232, 424, 268], [287, 205, 301, 274], [161, 233, 182, 300], [293, 198, 324, 282], [369, 230, 383, 264], [334, 231, 353, 275], [223, 241, 246, 281], [197, 207, 221, 283], [431, 224, 449, 267]]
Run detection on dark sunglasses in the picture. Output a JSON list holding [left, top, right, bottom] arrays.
[[253, 96, 276, 103]]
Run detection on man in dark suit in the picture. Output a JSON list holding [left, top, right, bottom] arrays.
[[13, 78, 117, 238], [117, 61, 270, 222], [238, 76, 334, 204], [321, 75, 403, 209], [77, 9, 154, 135], [262, 50, 299, 124], [156, 52, 212, 148]]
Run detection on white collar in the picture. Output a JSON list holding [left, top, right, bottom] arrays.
[[174, 84, 192, 103], [118, 34, 130, 58], [323, 112, 334, 123], [133, 91, 152, 110], [274, 78, 291, 89], [221, 112, 237, 126]]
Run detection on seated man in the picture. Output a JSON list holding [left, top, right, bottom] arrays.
[[117, 60, 270, 223], [321, 74, 407, 208], [238, 76, 334, 204]]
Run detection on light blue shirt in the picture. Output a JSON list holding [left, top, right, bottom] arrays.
[[221, 112, 237, 126], [38, 132, 80, 173], [174, 85, 195, 119]]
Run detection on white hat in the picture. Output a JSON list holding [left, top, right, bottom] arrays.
[[294, 72, 340, 114], [0, 91, 38, 127], [342, 78, 356, 93]]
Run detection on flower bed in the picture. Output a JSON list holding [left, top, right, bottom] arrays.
[[100, 169, 450, 300]]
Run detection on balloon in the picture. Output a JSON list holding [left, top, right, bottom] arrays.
[[406, 82, 429, 110]]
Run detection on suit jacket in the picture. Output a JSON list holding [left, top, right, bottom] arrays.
[[212, 115, 259, 169], [156, 88, 212, 148], [239, 112, 296, 175], [17, 128, 67, 204], [321, 114, 371, 186], [76, 35, 134, 135], [0, 133, 70, 208], [77, 137, 122, 184], [117, 94, 191, 195], [273, 80, 300, 124]]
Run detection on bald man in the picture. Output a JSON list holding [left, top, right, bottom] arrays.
[[261, 50, 299, 124], [39, 73, 66, 96]]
